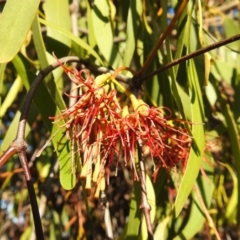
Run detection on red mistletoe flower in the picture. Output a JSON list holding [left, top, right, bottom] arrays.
[[48, 62, 192, 194]]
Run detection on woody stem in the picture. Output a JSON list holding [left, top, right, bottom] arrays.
[[137, 142, 153, 239]]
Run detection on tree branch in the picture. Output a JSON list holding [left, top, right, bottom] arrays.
[[137, 142, 153, 239], [138, 33, 240, 84]]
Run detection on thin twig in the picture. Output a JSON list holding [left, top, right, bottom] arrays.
[[138, 33, 240, 83], [0, 146, 17, 168], [138, 0, 189, 76], [137, 142, 153, 240], [69, 0, 80, 107]]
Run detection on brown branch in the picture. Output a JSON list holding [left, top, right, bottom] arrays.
[[0, 145, 17, 168], [137, 142, 153, 239], [138, 0, 189, 76], [139, 33, 240, 83]]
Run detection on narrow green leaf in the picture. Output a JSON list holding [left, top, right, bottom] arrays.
[[222, 103, 240, 225], [173, 148, 201, 218], [32, 15, 66, 110], [0, 63, 7, 117], [51, 210, 61, 239], [87, 1, 97, 49], [176, 83, 192, 121], [0, 0, 39, 63], [33, 13, 64, 90], [43, 0, 71, 48], [211, 59, 235, 84], [91, 1, 122, 68], [39, 18, 103, 65], [205, 81, 217, 107], [223, 17, 240, 51], [203, 52, 212, 86], [0, 75, 22, 118], [196, 0, 211, 86], [173, 59, 205, 218], [122, 182, 141, 239], [162, 0, 191, 122], [32, 15, 50, 70], [174, 154, 214, 239], [154, 216, 171, 240], [145, 61, 161, 106], [123, 0, 142, 67], [222, 163, 238, 223], [32, 14, 82, 188], [20, 226, 32, 240], [166, 40, 191, 123], [173, 1, 191, 74]]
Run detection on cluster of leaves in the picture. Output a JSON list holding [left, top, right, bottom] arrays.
[[0, 0, 240, 239]]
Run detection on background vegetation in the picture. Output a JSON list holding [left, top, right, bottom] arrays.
[[0, 0, 240, 239]]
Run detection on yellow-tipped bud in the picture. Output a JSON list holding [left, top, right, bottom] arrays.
[[80, 159, 88, 178], [138, 99, 149, 116], [93, 155, 101, 182], [100, 177, 106, 191], [95, 73, 111, 86], [85, 172, 92, 190], [129, 94, 140, 111], [94, 176, 106, 198], [122, 105, 129, 117], [129, 94, 149, 116], [94, 182, 101, 198]]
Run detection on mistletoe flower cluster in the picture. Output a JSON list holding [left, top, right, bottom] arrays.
[[51, 64, 192, 195]]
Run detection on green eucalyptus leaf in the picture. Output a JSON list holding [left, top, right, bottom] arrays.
[[223, 163, 238, 223], [0, 63, 7, 104], [91, 1, 122, 68], [39, 18, 103, 65], [0, 0, 39, 63], [0, 75, 22, 118], [32, 15, 66, 111], [43, 0, 71, 48], [87, 1, 97, 49], [162, 0, 190, 123], [123, 0, 142, 67], [32, 15, 50, 70], [173, 59, 205, 218], [222, 104, 240, 224], [20, 226, 32, 240], [223, 16, 240, 51], [120, 182, 141, 239], [174, 153, 214, 239], [154, 216, 171, 240]]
